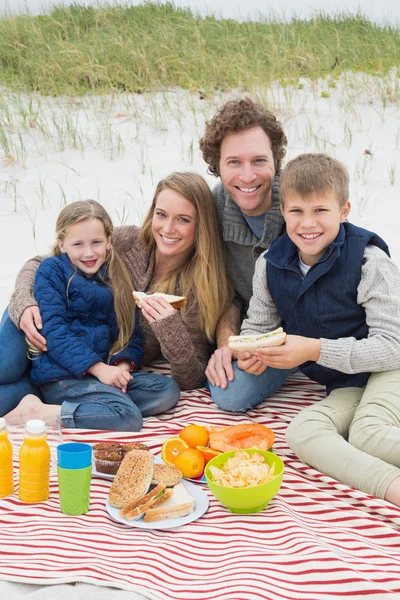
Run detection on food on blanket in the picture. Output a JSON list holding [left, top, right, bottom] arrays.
[[144, 482, 195, 523], [161, 437, 189, 466], [179, 424, 209, 448], [209, 450, 276, 488], [119, 483, 174, 521], [93, 442, 150, 474], [108, 450, 154, 508], [227, 327, 286, 352], [132, 291, 187, 309], [209, 424, 275, 453], [174, 448, 205, 479], [151, 464, 182, 487], [196, 446, 222, 465]]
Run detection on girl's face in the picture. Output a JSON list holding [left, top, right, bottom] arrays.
[[151, 188, 198, 264], [58, 218, 111, 277]]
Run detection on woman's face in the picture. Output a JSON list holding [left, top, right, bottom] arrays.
[[151, 188, 198, 264]]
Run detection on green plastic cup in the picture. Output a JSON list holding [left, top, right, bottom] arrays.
[[57, 465, 92, 515]]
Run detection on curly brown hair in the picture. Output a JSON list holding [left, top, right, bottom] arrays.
[[199, 97, 287, 177]]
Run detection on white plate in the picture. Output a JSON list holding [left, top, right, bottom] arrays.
[[92, 454, 207, 484], [105, 479, 209, 529]]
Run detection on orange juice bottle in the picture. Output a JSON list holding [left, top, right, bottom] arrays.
[[0, 418, 14, 498], [19, 419, 50, 503]]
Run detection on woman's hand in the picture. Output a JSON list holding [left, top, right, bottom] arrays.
[[140, 296, 177, 323], [88, 362, 133, 392], [254, 335, 321, 370], [20, 306, 47, 351]]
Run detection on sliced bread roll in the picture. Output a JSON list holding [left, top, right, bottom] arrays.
[[108, 450, 154, 509]]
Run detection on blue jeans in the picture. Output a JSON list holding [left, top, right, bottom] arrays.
[[41, 371, 180, 431], [0, 308, 42, 415], [207, 361, 295, 412]]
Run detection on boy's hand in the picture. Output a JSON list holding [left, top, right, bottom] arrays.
[[237, 351, 267, 375], [254, 335, 321, 369], [88, 362, 133, 392]]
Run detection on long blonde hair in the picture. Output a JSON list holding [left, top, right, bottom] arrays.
[[140, 172, 232, 341], [52, 200, 135, 360]]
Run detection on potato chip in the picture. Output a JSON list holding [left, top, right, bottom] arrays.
[[209, 450, 277, 488]]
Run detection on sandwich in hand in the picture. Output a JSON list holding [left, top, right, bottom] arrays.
[[228, 327, 286, 353], [119, 483, 174, 521], [132, 291, 186, 309]]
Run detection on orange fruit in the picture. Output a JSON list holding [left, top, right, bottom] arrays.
[[174, 448, 205, 479], [196, 446, 222, 465], [179, 424, 209, 449], [161, 437, 189, 466]]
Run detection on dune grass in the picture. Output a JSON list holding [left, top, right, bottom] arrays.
[[0, 2, 399, 96]]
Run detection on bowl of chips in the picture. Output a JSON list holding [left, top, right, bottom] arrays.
[[205, 448, 284, 514]]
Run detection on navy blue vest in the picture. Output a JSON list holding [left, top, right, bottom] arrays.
[[266, 222, 390, 393]]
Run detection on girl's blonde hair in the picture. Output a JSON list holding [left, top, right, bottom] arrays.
[[52, 200, 135, 360], [140, 172, 232, 341]]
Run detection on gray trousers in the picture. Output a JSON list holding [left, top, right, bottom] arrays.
[[286, 370, 400, 499]]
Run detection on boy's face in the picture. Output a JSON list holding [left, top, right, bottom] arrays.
[[219, 127, 276, 216], [281, 190, 351, 266]]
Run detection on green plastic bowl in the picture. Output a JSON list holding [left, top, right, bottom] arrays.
[[205, 448, 284, 514]]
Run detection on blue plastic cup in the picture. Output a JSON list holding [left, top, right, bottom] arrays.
[[57, 443, 92, 470]]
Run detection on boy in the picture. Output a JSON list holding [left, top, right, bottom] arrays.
[[239, 153, 400, 506]]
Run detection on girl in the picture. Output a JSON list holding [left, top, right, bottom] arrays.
[[4, 200, 179, 430], [1, 172, 231, 412]]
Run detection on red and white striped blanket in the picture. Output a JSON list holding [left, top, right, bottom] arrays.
[[1, 364, 400, 600]]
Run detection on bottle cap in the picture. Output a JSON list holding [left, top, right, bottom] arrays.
[[26, 419, 46, 435], [0, 417, 5, 429]]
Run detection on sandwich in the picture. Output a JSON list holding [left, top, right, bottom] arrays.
[[108, 449, 154, 509], [151, 463, 182, 487], [228, 327, 286, 353], [144, 482, 195, 523], [132, 291, 186, 310], [119, 483, 174, 521]]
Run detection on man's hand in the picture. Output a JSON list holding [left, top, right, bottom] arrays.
[[20, 306, 47, 351], [140, 296, 176, 323], [88, 362, 133, 392], [237, 351, 267, 375], [254, 335, 321, 370], [206, 346, 238, 388]]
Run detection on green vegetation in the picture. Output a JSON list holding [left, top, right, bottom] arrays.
[[0, 2, 399, 95]]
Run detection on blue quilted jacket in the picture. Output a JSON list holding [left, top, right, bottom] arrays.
[[30, 253, 143, 385]]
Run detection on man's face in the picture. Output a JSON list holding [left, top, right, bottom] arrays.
[[219, 127, 276, 216]]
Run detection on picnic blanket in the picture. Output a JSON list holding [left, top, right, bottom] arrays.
[[1, 363, 400, 600]]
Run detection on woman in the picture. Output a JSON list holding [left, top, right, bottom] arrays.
[[1, 172, 232, 417]]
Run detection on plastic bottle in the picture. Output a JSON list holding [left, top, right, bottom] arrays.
[[0, 417, 14, 498], [19, 419, 50, 503]]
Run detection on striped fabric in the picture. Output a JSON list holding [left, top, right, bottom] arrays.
[[1, 364, 400, 600]]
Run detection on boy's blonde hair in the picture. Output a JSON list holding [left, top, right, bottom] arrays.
[[52, 200, 135, 360], [140, 172, 232, 341], [280, 153, 349, 207]]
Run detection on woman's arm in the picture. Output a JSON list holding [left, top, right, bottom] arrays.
[[9, 255, 44, 327], [317, 245, 400, 373]]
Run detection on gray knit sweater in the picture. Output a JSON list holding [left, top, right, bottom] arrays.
[[212, 174, 284, 321], [241, 245, 400, 374]]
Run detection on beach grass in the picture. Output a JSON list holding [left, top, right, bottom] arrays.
[[0, 2, 399, 96]]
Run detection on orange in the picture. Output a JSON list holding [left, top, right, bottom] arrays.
[[161, 437, 189, 466], [179, 424, 209, 449], [174, 448, 205, 479], [196, 446, 222, 465]]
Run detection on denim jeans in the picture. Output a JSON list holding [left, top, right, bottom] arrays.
[[207, 360, 295, 412], [40, 371, 180, 431], [0, 307, 42, 415]]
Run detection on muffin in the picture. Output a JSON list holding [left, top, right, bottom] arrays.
[[93, 442, 150, 475]]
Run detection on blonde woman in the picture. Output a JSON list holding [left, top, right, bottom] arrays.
[[4, 200, 179, 430], [1, 173, 231, 416]]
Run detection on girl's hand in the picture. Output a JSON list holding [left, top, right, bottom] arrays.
[[88, 362, 133, 392], [140, 296, 177, 323], [254, 335, 321, 370], [237, 351, 268, 375]]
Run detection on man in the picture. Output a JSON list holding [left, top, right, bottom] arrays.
[[199, 97, 293, 411]]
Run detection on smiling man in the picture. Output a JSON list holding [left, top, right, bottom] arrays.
[[200, 98, 290, 408]]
